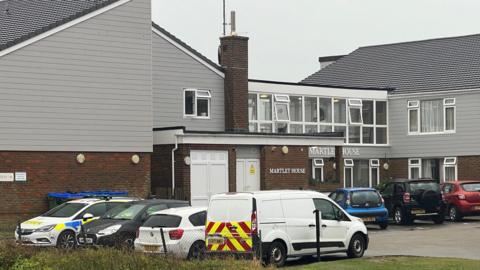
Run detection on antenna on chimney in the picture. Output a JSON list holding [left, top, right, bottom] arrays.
[[222, 0, 226, 36], [230, 11, 236, 36]]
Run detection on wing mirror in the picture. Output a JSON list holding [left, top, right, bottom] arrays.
[[336, 211, 345, 221], [82, 213, 94, 221]]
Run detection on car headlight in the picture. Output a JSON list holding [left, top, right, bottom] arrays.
[[34, 224, 56, 233], [98, 225, 122, 236]]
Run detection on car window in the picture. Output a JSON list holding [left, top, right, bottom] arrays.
[[313, 199, 338, 220], [106, 202, 124, 211], [335, 192, 345, 204], [409, 181, 440, 194], [461, 183, 480, 192], [143, 214, 182, 228], [350, 191, 381, 206], [382, 183, 394, 196], [189, 211, 207, 227], [83, 203, 108, 217], [442, 184, 453, 194], [42, 203, 87, 218], [394, 183, 405, 194], [112, 204, 145, 220], [146, 204, 168, 215]]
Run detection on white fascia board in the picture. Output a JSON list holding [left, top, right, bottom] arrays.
[[0, 0, 131, 58], [153, 129, 185, 145], [249, 81, 388, 100], [180, 134, 343, 146], [388, 88, 480, 99], [152, 28, 225, 78]]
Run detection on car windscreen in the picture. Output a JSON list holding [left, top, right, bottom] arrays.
[[409, 181, 440, 193], [111, 204, 146, 220], [143, 214, 181, 228], [461, 183, 480, 192], [350, 191, 381, 206], [102, 203, 134, 219], [42, 203, 87, 218]]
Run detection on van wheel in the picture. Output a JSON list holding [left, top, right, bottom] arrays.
[[266, 241, 287, 267], [57, 230, 76, 249], [187, 241, 206, 260], [449, 206, 462, 222], [347, 233, 365, 258]]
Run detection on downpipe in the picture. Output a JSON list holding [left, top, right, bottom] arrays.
[[171, 134, 178, 199]]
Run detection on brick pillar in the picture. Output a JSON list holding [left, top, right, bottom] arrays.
[[219, 35, 249, 132], [335, 146, 344, 186]]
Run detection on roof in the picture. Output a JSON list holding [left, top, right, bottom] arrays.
[[151, 22, 224, 73], [302, 34, 480, 94], [249, 79, 392, 91], [0, 0, 121, 52]]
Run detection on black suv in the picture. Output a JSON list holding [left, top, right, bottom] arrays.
[[380, 179, 445, 225]]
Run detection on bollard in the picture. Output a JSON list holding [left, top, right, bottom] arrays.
[[313, 209, 321, 262], [160, 228, 167, 253]]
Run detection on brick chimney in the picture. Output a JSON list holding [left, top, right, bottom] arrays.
[[219, 12, 249, 133]]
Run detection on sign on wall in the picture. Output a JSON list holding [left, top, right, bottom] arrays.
[[309, 146, 360, 158], [15, 172, 27, 182], [0, 173, 14, 182], [269, 168, 306, 174]]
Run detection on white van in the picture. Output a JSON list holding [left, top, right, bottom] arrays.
[[206, 190, 368, 267]]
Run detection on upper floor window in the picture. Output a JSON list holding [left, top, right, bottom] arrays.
[[184, 89, 211, 118], [408, 98, 455, 134], [274, 95, 290, 121]]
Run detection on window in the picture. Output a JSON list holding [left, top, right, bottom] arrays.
[[305, 97, 318, 122], [344, 159, 354, 188], [409, 158, 421, 179], [274, 103, 290, 121], [184, 89, 211, 118], [376, 101, 387, 125], [334, 98, 346, 124], [363, 100, 374, 125], [144, 215, 182, 228], [348, 99, 363, 125], [258, 94, 272, 121], [83, 203, 107, 217], [344, 159, 354, 167], [189, 211, 207, 227], [348, 126, 361, 143], [313, 199, 339, 220], [443, 157, 457, 182], [290, 96, 303, 122], [311, 159, 324, 183], [319, 98, 332, 123], [408, 98, 456, 134], [248, 94, 257, 121], [370, 159, 380, 187]]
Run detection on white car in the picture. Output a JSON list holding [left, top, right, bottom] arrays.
[[135, 206, 207, 259], [15, 197, 135, 248], [206, 190, 369, 267]]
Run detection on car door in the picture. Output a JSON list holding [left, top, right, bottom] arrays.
[[381, 183, 395, 213], [313, 198, 348, 253]]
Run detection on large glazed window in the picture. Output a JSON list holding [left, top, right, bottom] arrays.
[[248, 94, 257, 121], [258, 94, 272, 121], [305, 97, 318, 122], [408, 98, 455, 134]]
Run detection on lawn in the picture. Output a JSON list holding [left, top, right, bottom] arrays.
[[289, 256, 480, 270]]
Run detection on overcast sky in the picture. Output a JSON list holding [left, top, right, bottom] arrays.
[[152, 0, 480, 82]]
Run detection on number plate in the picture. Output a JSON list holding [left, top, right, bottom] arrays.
[[207, 236, 225, 245], [361, 217, 375, 222], [78, 238, 93, 244], [474, 205, 480, 210], [411, 209, 426, 215], [143, 245, 160, 252]]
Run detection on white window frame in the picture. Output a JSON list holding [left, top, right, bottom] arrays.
[[344, 159, 354, 167], [408, 158, 422, 179], [312, 159, 324, 182], [274, 102, 290, 122], [408, 98, 456, 135], [344, 163, 354, 188], [348, 99, 363, 125], [443, 98, 456, 133], [369, 159, 380, 187], [442, 157, 457, 182], [274, 94, 290, 103], [183, 88, 211, 119]]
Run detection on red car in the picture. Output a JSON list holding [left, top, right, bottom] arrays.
[[441, 181, 480, 221]]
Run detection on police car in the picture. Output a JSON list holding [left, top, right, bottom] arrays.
[[15, 197, 136, 248]]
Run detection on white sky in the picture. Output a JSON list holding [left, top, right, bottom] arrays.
[[152, 0, 480, 82]]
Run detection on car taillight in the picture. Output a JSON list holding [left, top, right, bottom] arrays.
[[403, 192, 411, 203], [251, 211, 258, 235], [169, 229, 184, 240], [458, 194, 466, 200]]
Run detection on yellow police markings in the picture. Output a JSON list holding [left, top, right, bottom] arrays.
[[54, 223, 66, 231], [24, 220, 43, 225]]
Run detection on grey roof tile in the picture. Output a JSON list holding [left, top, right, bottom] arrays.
[[301, 34, 480, 93], [0, 0, 119, 52]]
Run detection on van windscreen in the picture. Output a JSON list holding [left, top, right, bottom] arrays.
[[208, 198, 252, 222]]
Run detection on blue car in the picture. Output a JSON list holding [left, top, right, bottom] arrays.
[[329, 188, 389, 229]]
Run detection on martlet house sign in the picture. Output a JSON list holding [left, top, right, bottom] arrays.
[[269, 168, 306, 174], [309, 146, 360, 158]]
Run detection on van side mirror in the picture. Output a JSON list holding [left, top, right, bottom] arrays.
[[336, 211, 345, 221], [82, 213, 94, 221]]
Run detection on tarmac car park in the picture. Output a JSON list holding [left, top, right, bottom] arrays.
[[15, 197, 136, 248]]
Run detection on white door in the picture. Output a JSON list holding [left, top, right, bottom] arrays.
[[190, 150, 229, 206], [236, 159, 260, 192]]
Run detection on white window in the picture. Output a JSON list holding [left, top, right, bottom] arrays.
[[184, 89, 211, 118], [369, 159, 380, 187], [274, 95, 290, 122], [408, 98, 456, 134], [348, 99, 363, 125], [344, 159, 354, 167], [344, 160, 353, 187], [408, 158, 421, 179], [312, 159, 324, 183], [443, 157, 457, 182]]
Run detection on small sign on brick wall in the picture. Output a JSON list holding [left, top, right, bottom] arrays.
[[15, 172, 27, 182], [269, 168, 306, 174], [0, 173, 14, 182]]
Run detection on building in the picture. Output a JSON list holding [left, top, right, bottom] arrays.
[[302, 34, 480, 182], [0, 0, 152, 219]]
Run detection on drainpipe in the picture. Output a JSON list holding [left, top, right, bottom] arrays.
[[171, 134, 178, 199]]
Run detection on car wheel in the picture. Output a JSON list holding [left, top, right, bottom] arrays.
[[118, 234, 135, 249], [393, 207, 407, 225], [266, 241, 287, 267], [187, 240, 206, 260], [57, 230, 76, 249], [347, 233, 366, 258], [449, 206, 462, 222], [379, 222, 388, 230]]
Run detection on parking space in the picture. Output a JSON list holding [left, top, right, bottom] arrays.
[[366, 217, 480, 260]]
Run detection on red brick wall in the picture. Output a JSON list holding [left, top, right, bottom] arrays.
[[0, 151, 150, 219], [219, 36, 249, 132], [457, 156, 480, 180]]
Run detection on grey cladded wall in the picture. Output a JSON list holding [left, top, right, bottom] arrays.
[[389, 91, 480, 158], [0, 0, 152, 153], [152, 32, 225, 132]]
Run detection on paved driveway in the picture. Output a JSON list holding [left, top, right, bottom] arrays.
[[366, 217, 480, 260]]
